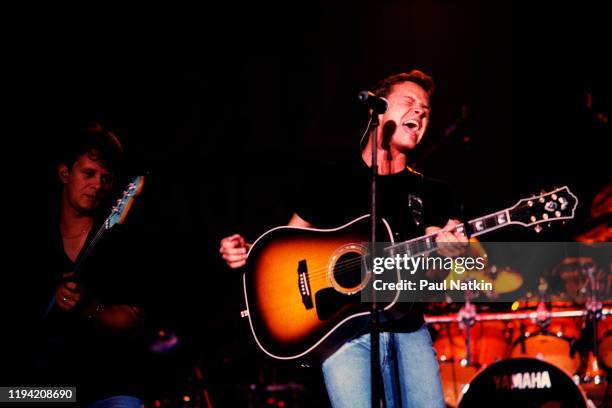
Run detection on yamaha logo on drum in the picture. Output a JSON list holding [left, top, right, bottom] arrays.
[[493, 370, 552, 390]]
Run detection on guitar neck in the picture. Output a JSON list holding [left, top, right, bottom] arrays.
[[386, 208, 512, 257], [70, 177, 143, 279], [71, 224, 109, 280]]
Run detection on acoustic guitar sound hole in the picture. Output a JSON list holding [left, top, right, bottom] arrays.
[[333, 252, 364, 290]]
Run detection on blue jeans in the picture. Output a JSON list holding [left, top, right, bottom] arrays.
[[322, 325, 444, 408], [87, 395, 143, 408]]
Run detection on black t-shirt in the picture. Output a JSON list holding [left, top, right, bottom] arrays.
[[294, 151, 458, 332], [21, 205, 151, 405]]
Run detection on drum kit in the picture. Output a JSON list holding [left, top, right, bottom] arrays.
[[426, 256, 612, 407]]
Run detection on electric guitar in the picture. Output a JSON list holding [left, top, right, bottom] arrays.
[[44, 175, 145, 317], [241, 186, 578, 360]]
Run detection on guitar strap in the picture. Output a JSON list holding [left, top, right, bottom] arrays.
[[406, 165, 425, 230]]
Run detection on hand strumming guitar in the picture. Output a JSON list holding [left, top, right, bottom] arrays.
[[54, 272, 143, 333], [219, 233, 252, 269]]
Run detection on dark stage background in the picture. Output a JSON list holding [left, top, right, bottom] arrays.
[[4, 2, 610, 406]]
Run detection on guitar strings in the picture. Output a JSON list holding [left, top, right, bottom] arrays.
[[286, 241, 427, 283], [299, 234, 444, 282], [278, 200, 536, 283], [290, 228, 456, 282]]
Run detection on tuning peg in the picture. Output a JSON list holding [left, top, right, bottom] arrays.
[[534, 225, 543, 233]]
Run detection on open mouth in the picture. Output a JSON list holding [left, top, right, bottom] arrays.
[[403, 119, 420, 133]]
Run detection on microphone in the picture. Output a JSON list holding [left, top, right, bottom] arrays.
[[358, 91, 388, 114]]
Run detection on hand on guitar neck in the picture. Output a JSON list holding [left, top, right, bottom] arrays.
[[55, 272, 83, 311], [425, 218, 469, 257]]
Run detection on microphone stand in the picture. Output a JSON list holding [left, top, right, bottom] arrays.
[[368, 110, 383, 408]]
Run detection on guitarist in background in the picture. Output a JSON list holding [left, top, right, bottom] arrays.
[[22, 123, 148, 407], [220, 70, 467, 407]]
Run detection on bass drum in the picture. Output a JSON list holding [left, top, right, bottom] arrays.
[[458, 358, 588, 408]]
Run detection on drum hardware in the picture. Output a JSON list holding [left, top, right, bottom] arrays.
[[580, 264, 612, 408], [583, 351, 605, 384], [458, 298, 477, 367], [579, 352, 610, 408], [575, 233, 612, 406], [586, 260, 604, 356], [426, 307, 605, 325]]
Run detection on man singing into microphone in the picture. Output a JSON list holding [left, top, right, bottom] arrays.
[[220, 70, 466, 407]]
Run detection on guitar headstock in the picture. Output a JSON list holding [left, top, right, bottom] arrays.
[[105, 176, 145, 230], [508, 186, 578, 232]]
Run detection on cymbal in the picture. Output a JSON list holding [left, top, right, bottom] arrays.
[[444, 268, 492, 286], [488, 266, 524, 294], [437, 238, 525, 296]]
